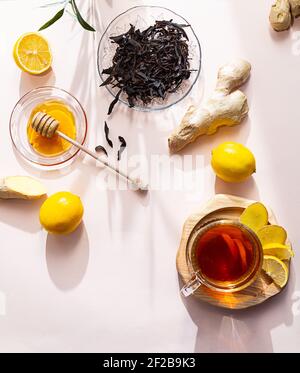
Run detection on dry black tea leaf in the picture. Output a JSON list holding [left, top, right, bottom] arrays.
[[107, 89, 122, 116], [95, 145, 108, 156], [101, 20, 192, 114], [117, 136, 127, 161], [104, 121, 113, 148]]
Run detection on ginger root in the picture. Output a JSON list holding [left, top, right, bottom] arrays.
[[240, 202, 269, 233], [269, 1, 300, 31], [168, 59, 251, 153], [0, 176, 47, 200], [269, 0, 292, 31], [289, 0, 300, 17]]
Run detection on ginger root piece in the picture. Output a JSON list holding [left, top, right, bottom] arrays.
[[0, 176, 47, 200], [289, 0, 300, 17], [257, 225, 287, 246], [168, 59, 251, 153], [269, 0, 292, 31], [215, 59, 251, 94], [240, 202, 269, 233]]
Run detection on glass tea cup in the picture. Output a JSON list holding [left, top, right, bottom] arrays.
[[181, 219, 263, 297]]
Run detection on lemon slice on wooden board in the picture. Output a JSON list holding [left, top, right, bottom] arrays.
[[263, 243, 294, 260], [13, 32, 52, 75], [240, 202, 269, 232], [257, 225, 287, 246], [262, 255, 289, 288]]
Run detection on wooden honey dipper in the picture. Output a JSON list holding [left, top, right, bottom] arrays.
[[31, 112, 148, 191]]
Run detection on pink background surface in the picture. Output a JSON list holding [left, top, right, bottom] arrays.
[[0, 0, 299, 352]]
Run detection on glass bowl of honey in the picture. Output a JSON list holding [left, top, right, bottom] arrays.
[[10, 86, 88, 169], [181, 219, 263, 296]]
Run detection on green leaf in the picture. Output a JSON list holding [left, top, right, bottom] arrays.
[[70, 0, 95, 31], [39, 8, 65, 31]]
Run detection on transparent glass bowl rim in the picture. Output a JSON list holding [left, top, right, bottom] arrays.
[[9, 86, 88, 167], [185, 218, 264, 293], [97, 5, 202, 112]]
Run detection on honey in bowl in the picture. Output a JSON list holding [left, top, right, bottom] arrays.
[[27, 100, 76, 157]]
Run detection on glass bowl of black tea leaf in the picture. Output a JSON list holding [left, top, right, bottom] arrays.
[[97, 6, 201, 114]]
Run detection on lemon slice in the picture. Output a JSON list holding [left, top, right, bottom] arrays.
[[262, 255, 289, 288], [263, 243, 294, 260], [13, 32, 52, 75]]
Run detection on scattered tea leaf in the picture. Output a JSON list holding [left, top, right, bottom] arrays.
[[95, 145, 108, 157], [117, 136, 127, 161], [107, 89, 122, 116], [104, 121, 113, 148]]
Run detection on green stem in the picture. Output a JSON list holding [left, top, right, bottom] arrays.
[[38, 0, 95, 32]]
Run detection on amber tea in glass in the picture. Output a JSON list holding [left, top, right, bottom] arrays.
[[181, 219, 263, 297]]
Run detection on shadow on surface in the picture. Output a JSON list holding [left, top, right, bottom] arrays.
[[19, 69, 56, 97], [46, 223, 89, 291], [0, 198, 46, 233], [215, 176, 260, 201], [179, 263, 295, 352]]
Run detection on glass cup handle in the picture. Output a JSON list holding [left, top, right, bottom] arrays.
[[181, 275, 202, 297]]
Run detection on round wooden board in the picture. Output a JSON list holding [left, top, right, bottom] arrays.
[[176, 194, 290, 310]]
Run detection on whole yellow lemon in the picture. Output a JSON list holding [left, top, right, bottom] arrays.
[[211, 142, 256, 183], [40, 192, 84, 235]]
